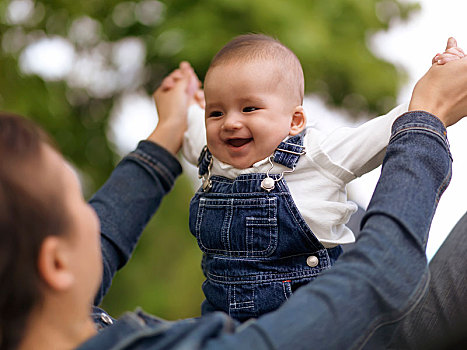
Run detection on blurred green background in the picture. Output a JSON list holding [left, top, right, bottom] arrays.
[[0, 0, 418, 319]]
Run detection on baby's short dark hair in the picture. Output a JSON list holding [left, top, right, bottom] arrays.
[[209, 34, 304, 104]]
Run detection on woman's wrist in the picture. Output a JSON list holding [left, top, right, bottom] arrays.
[[408, 77, 448, 126], [146, 121, 185, 155], [408, 60, 467, 127]]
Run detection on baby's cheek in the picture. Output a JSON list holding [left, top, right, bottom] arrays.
[[206, 137, 223, 160], [205, 130, 215, 146], [206, 135, 216, 149]]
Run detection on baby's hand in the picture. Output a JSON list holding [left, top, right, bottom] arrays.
[[158, 62, 205, 109], [432, 37, 465, 65], [153, 61, 199, 128], [147, 62, 199, 153]]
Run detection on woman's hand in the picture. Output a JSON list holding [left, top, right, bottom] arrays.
[[409, 56, 467, 127], [147, 62, 200, 154]]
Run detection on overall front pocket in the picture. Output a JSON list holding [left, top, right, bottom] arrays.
[[194, 196, 278, 257]]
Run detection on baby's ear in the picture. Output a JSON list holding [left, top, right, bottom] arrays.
[[289, 106, 307, 136]]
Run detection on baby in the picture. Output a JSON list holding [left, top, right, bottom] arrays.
[[178, 34, 462, 321]]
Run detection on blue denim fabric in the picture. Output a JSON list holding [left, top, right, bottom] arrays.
[[79, 111, 452, 349], [191, 133, 343, 321], [385, 211, 467, 349], [89, 140, 182, 305], [79, 310, 239, 350]]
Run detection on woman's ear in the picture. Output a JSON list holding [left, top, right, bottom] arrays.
[[289, 106, 307, 136], [38, 236, 75, 291]]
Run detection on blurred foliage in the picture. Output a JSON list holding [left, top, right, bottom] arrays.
[[0, 0, 418, 319]]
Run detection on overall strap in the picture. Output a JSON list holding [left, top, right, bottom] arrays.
[[273, 132, 306, 169], [198, 145, 213, 177]]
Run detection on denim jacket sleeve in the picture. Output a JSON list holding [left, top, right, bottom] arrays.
[[89, 140, 182, 306], [203, 111, 452, 350]]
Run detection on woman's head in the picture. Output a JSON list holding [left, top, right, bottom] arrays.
[[0, 113, 101, 350]]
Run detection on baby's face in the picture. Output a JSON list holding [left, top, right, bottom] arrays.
[[204, 60, 300, 169]]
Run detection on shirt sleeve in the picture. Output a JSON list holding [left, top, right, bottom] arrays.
[[182, 104, 207, 165], [318, 103, 409, 179]]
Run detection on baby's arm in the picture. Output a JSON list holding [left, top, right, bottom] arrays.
[[316, 103, 408, 180], [182, 104, 207, 165]]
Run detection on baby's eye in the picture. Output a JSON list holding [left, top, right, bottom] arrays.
[[209, 111, 223, 118], [242, 107, 258, 113]]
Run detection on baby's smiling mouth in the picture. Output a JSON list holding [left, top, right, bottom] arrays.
[[226, 138, 253, 148]]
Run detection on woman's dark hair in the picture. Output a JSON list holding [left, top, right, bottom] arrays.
[[0, 113, 68, 350]]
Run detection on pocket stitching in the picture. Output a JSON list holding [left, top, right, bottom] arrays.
[[197, 197, 278, 257]]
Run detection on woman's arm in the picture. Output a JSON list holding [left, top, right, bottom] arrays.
[[90, 62, 197, 305], [90, 141, 183, 306]]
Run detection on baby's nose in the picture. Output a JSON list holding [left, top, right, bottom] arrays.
[[222, 113, 242, 130]]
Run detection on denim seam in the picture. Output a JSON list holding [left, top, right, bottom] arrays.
[[132, 149, 170, 172], [200, 197, 279, 206], [230, 286, 254, 310], [353, 269, 430, 350], [281, 188, 323, 251], [196, 197, 278, 257], [282, 281, 291, 300], [200, 238, 277, 256], [227, 285, 232, 316], [202, 203, 277, 208], [228, 286, 254, 313], [231, 302, 255, 309], [390, 126, 448, 147], [211, 177, 282, 183], [391, 128, 445, 141], [231, 304, 255, 310], [128, 152, 174, 187], [210, 250, 326, 262], [209, 250, 327, 262], [246, 217, 277, 256], [223, 199, 233, 251], [435, 164, 452, 204], [196, 199, 209, 253], [206, 270, 325, 284], [202, 176, 292, 195], [209, 178, 235, 185]]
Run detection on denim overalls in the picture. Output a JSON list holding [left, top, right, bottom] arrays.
[[189, 134, 343, 321]]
